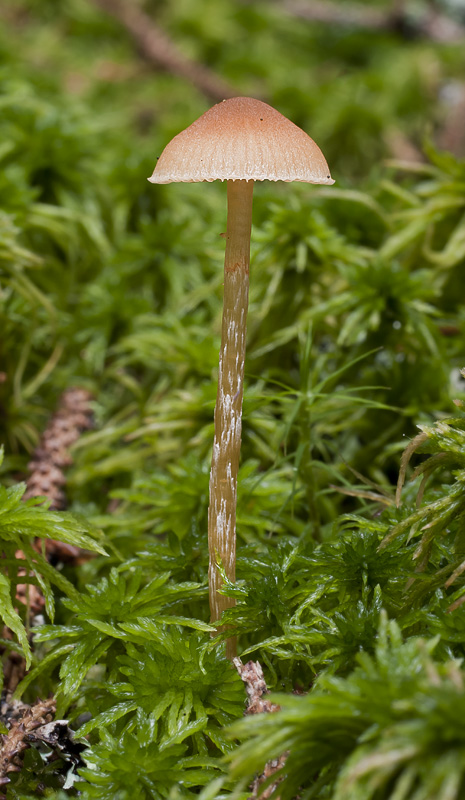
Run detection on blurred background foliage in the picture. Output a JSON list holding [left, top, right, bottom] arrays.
[[2, 0, 465, 797]]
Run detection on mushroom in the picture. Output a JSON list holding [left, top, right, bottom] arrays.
[[149, 97, 333, 658]]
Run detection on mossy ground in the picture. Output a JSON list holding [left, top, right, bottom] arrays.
[[1, 1, 465, 798]]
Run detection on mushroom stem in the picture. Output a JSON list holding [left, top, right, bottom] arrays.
[[208, 178, 254, 659]]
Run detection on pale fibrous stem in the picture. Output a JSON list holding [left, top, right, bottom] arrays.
[[208, 179, 254, 660]]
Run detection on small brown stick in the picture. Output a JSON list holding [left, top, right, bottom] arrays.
[[233, 658, 281, 715], [234, 658, 285, 798], [92, 0, 237, 101], [0, 697, 56, 785], [14, 550, 46, 619], [384, 128, 424, 164], [438, 83, 465, 158], [1, 629, 28, 697], [278, 0, 465, 43]]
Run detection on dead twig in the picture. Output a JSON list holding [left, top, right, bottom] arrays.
[[0, 696, 85, 796], [384, 127, 424, 164], [92, 0, 237, 101], [1, 630, 28, 698], [234, 657, 280, 715], [278, 0, 464, 43], [234, 658, 286, 798], [0, 697, 56, 785], [438, 83, 465, 158]]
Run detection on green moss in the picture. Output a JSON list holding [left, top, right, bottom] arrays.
[[2, 1, 465, 796]]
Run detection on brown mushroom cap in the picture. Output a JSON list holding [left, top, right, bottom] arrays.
[[149, 97, 334, 185]]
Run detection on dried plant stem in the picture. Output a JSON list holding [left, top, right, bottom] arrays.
[[0, 697, 56, 785], [278, 0, 465, 43], [233, 658, 285, 798], [92, 0, 237, 101], [208, 179, 254, 659]]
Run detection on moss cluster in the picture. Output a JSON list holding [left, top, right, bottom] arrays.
[[1, 1, 465, 797]]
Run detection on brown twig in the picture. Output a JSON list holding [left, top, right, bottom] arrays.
[[1, 630, 28, 698], [278, 0, 464, 43], [0, 697, 56, 786], [0, 696, 85, 796], [384, 127, 424, 164], [234, 658, 286, 798], [233, 658, 280, 715], [438, 83, 465, 157], [91, 0, 237, 101]]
